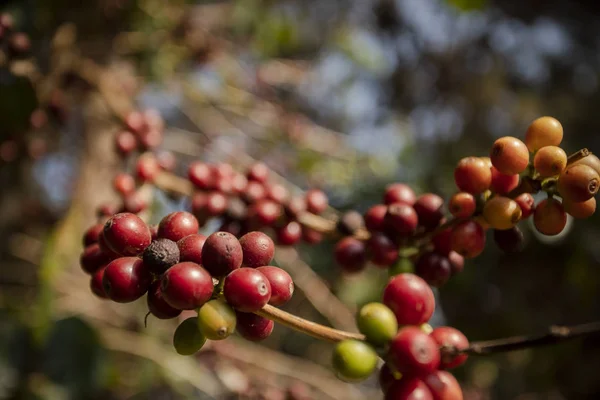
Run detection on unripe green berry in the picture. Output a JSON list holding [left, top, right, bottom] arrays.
[[388, 257, 414, 277], [331, 340, 378, 382], [357, 303, 398, 346], [197, 299, 237, 340], [173, 317, 207, 355]]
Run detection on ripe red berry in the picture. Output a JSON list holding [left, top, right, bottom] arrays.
[[103, 213, 152, 256], [414, 194, 445, 229], [242, 181, 267, 203], [142, 238, 180, 273], [368, 233, 399, 267], [533, 198, 567, 236], [277, 221, 303, 245], [384, 183, 416, 206], [430, 326, 469, 369], [525, 116, 563, 153], [450, 220, 486, 259], [97, 231, 121, 259], [432, 228, 453, 256], [364, 204, 388, 232], [563, 197, 596, 219], [122, 191, 148, 214], [247, 162, 270, 183], [235, 311, 274, 341], [80, 244, 110, 274], [514, 193, 535, 219], [158, 211, 199, 242], [415, 252, 451, 288], [490, 166, 519, 195], [388, 326, 440, 377], [239, 231, 275, 268], [156, 150, 176, 171], [188, 161, 214, 190], [125, 110, 148, 134], [102, 257, 152, 303], [135, 153, 161, 182], [383, 273, 435, 325], [454, 157, 492, 194], [557, 164, 600, 202], [115, 130, 138, 155], [113, 173, 136, 196], [161, 262, 214, 310], [384, 203, 419, 236], [284, 196, 307, 219], [385, 378, 433, 400], [90, 266, 108, 299], [224, 268, 272, 312], [305, 189, 328, 214], [247, 199, 283, 226], [490, 136, 530, 175], [334, 237, 368, 273], [147, 281, 182, 319], [201, 232, 244, 276], [448, 192, 476, 218], [83, 223, 104, 247], [302, 227, 323, 244], [256, 266, 294, 306], [534, 146, 567, 178], [266, 183, 289, 204], [205, 192, 229, 216], [423, 371, 463, 400], [177, 234, 207, 264], [493, 226, 524, 253]]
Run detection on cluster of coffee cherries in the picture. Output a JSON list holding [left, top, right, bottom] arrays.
[[333, 116, 600, 290], [81, 210, 295, 352], [0, 13, 30, 61], [115, 110, 166, 156], [332, 273, 466, 399]]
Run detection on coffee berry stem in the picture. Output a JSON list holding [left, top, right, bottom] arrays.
[[566, 148, 591, 166]]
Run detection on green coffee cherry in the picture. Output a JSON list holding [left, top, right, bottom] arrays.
[[173, 317, 207, 355], [388, 257, 414, 277], [332, 339, 378, 382], [197, 299, 237, 340], [357, 302, 398, 346]]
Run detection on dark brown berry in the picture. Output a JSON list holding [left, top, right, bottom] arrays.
[[142, 238, 180, 273]]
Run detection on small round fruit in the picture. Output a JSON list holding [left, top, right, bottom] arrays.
[[414, 194, 445, 229], [256, 266, 294, 306], [201, 231, 243, 276], [80, 244, 110, 274], [246, 162, 269, 182], [572, 154, 600, 175], [224, 268, 271, 312], [424, 370, 464, 400], [388, 326, 440, 377], [525, 116, 563, 152], [563, 197, 596, 219], [384, 183, 416, 206], [490, 136, 529, 175], [557, 164, 600, 202], [533, 198, 567, 236], [158, 211, 200, 242], [448, 192, 476, 218], [450, 221, 486, 259], [197, 299, 237, 340], [173, 317, 207, 356], [415, 252, 452, 288], [533, 146, 567, 177], [334, 237, 367, 273], [235, 311, 274, 341], [337, 210, 366, 235], [177, 234, 207, 264], [239, 231, 275, 268], [490, 166, 520, 195], [247, 199, 283, 226], [103, 213, 152, 256], [482, 196, 522, 230], [383, 273, 435, 326], [430, 327, 469, 369], [364, 204, 388, 232], [368, 233, 399, 267], [302, 227, 323, 244], [493, 226, 524, 253], [83, 223, 104, 247], [305, 189, 328, 214], [142, 238, 180, 274], [384, 203, 419, 236], [147, 281, 181, 319], [90, 266, 108, 299], [161, 262, 214, 310], [388, 257, 415, 277], [102, 257, 152, 303], [357, 302, 398, 346], [276, 221, 302, 246], [284, 196, 306, 219], [332, 340, 378, 382], [385, 378, 433, 400], [113, 173, 136, 196], [454, 157, 492, 194], [188, 161, 214, 189], [135, 153, 160, 182], [515, 193, 535, 219]]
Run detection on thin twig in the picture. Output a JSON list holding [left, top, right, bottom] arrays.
[[567, 148, 591, 166]]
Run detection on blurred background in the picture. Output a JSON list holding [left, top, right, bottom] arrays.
[[2, 0, 600, 399]]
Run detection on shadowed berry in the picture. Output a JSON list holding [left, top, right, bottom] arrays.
[[385, 203, 419, 236], [368, 233, 399, 267], [173, 317, 206, 355], [235, 311, 275, 341], [534, 198, 567, 236], [224, 268, 271, 312], [335, 237, 368, 273], [83, 223, 104, 247], [432, 228, 453, 256], [515, 193, 535, 219], [90, 266, 108, 299], [147, 281, 181, 319], [364, 204, 387, 232], [161, 262, 213, 310], [302, 227, 323, 244], [415, 252, 451, 288], [201, 231, 243, 276], [557, 164, 600, 202], [80, 244, 110, 274], [563, 197, 596, 219], [493, 226, 524, 253], [256, 266, 294, 306], [385, 378, 433, 400], [414, 194, 445, 229], [177, 234, 207, 264], [490, 166, 519, 195], [102, 257, 152, 303], [379, 364, 400, 393], [284, 197, 307, 219]]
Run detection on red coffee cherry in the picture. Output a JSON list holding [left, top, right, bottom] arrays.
[[533, 146, 567, 178], [432, 228, 453, 256], [138, 129, 163, 151], [103, 213, 152, 256], [224, 268, 271, 312], [177, 234, 207, 264], [335, 237, 368, 273], [266, 183, 289, 204], [156, 150, 176, 172], [188, 161, 215, 190], [557, 164, 600, 202], [364, 204, 388, 232], [125, 110, 148, 134], [563, 197, 596, 219], [414, 194, 445, 229], [242, 181, 267, 203], [385, 378, 433, 400], [430, 326, 469, 369], [415, 252, 451, 288], [135, 153, 161, 182], [102, 257, 152, 303], [247, 199, 283, 226], [448, 192, 476, 218], [256, 266, 294, 306], [368, 233, 399, 267], [80, 244, 110, 275], [83, 223, 104, 247], [302, 227, 323, 244], [161, 262, 214, 310], [483, 196, 522, 230], [235, 311, 275, 341], [115, 130, 138, 155], [490, 136, 530, 175], [90, 266, 108, 299], [147, 281, 182, 319], [113, 173, 136, 197], [450, 220, 486, 259], [534, 198, 567, 236], [231, 173, 248, 194], [97, 231, 121, 259], [284, 196, 307, 219], [277, 221, 303, 245], [201, 232, 244, 276], [490, 166, 519, 195], [97, 202, 119, 218], [388, 326, 440, 377], [205, 191, 228, 216], [454, 156, 492, 194], [142, 238, 180, 274], [384, 203, 419, 236], [305, 189, 329, 214], [384, 183, 416, 206], [247, 162, 270, 183], [448, 251, 464, 275], [493, 226, 524, 253], [383, 273, 435, 325], [423, 371, 463, 400], [239, 231, 275, 268], [514, 193, 535, 219], [122, 191, 148, 214], [158, 211, 200, 242], [525, 116, 563, 153]]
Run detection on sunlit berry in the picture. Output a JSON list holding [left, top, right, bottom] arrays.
[[490, 136, 529, 175]]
